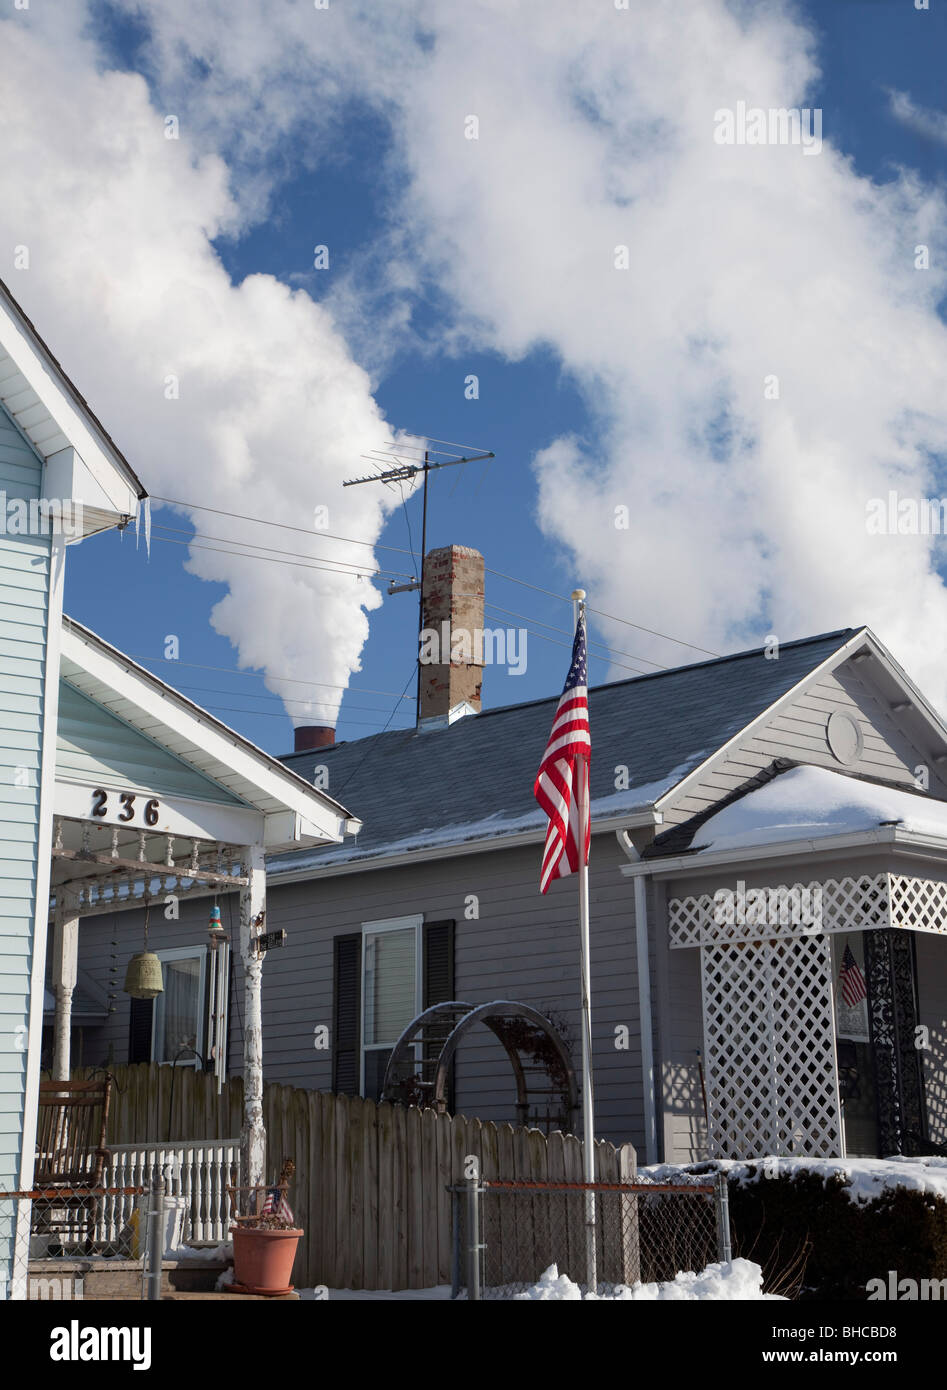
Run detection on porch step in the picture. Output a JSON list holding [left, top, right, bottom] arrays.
[[28, 1257, 230, 1299], [162, 1290, 299, 1300]]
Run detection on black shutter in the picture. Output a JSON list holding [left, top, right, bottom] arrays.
[[128, 997, 154, 1064], [332, 933, 362, 1095], [423, 920, 455, 1007], [423, 920, 456, 1112]]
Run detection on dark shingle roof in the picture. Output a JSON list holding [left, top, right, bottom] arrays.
[[269, 628, 856, 874]]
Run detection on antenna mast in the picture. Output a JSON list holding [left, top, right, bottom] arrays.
[[344, 438, 494, 727]]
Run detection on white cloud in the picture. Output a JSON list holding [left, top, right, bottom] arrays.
[[0, 8, 415, 728], [5, 0, 947, 719], [887, 88, 947, 146]]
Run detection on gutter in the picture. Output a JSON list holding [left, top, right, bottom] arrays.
[[615, 823, 947, 880], [267, 807, 663, 884], [616, 828, 658, 1166]]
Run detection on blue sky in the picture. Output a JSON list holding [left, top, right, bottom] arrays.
[[6, 0, 946, 752]]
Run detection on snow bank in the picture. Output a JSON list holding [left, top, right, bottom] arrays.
[[175, 1240, 233, 1262], [692, 764, 947, 853], [515, 1258, 778, 1300], [644, 1156, 947, 1206]]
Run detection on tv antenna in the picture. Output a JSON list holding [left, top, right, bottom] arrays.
[[344, 437, 495, 726]]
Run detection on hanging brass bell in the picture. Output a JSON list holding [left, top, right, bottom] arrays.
[[123, 951, 164, 999]]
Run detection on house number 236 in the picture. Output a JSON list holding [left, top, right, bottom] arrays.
[[91, 788, 161, 825]]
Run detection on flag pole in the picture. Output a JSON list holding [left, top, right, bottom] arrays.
[[572, 587, 597, 1294]]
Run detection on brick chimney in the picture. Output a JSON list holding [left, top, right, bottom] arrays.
[[419, 544, 484, 726], [294, 725, 336, 752]]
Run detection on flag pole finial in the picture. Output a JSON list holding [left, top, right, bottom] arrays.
[[571, 588, 586, 602]]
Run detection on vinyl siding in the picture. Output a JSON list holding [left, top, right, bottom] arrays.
[[0, 402, 50, 1192], [72, 832, 647, 1150], [661, 660, 945, 829], [56, 680, 246, 804]]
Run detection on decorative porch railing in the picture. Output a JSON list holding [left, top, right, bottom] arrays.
[[96, 1139, 241, 1246]]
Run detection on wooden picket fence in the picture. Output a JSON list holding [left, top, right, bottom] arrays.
[[69, 1064, 635, 1290]]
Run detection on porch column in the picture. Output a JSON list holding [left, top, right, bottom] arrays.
[[51, 897, 79, 1081], [239, 844, 267, 1191]]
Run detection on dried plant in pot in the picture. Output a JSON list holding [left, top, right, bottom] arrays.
[[227, 1160, 303, 1296]]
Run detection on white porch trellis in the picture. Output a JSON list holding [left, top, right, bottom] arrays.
[[668, 871, 947, 1161]]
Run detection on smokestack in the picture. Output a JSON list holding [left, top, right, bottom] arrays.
[[419, 544, 485, 727], [294, 725, 336, 752]]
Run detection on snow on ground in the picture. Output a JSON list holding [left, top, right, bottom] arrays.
[[692, 764, 947, 853], [307, 1257, 777, 1301], [515, 1258, 779, 1301], [644, 1155, 947, 1205]]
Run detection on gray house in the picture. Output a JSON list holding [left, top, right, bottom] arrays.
[[68, 574, 947, 1168]]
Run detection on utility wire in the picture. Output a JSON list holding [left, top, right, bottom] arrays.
[[483, 600, 668, 671], [201, 704, 412, 728], [333, 666, 420, 798], [151, 522, 415, 580], [151, 494, 716, 659], [119, 651, 416, 701], [163, 680, 421, 717], [149, 531, 410, 582]]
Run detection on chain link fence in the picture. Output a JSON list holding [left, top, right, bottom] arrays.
[[450, 1174, 729, 1299], [0, 1179, 170, 1301]]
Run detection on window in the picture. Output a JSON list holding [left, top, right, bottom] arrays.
[[153, 948, 206, 1065], [332, 918, 455, 1101], [361, 915, 423, 1099], [127, 942, 229, 1078]]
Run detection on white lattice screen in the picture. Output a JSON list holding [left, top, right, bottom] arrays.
[[700, 935, 842, 1158], [888, 876, 947, 938], [668, 874, 890, 949], [667, 869, 947, 1159]]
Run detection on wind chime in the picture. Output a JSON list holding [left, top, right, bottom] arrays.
[[122, 900, 164, 999]]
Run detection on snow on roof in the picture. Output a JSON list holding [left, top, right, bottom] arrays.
[[269, 762, 699, 875], [692, 765, 947, 854], [273, 629, 857, 876]]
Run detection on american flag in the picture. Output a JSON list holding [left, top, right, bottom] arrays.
[[534, 607, 591, 894], [838, 944, 867, 1007], [261, 1185, 294, 1224]]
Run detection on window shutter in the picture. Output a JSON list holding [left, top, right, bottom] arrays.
[[423, 920, 456, 1111], [333, 933, 362, 1095], [423, 920, 455, 1007], [128, 997, 154, 1064]]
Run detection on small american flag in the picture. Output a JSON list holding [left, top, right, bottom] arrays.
[[534, 607, 591, 894], [838, 944, 867, 1007], [261, 1185, 293, 1224]]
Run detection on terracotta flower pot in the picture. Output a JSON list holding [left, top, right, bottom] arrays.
[[230, 1225, 303, 1295]]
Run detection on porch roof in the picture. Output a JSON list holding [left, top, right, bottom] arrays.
[[56, 616, 362, 856], [690, 765, 947, 856]]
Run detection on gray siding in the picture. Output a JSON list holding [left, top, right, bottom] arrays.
[[72, 832, 646, 1149], [0, 402, 50, 1190], [661, 660, 946, 829]]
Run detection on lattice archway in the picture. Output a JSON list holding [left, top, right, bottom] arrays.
[[381, 1001, 578, 1133]]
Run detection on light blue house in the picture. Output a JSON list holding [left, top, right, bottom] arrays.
[[0, 278, 146, 1237], [0, 281, 361, 1295]]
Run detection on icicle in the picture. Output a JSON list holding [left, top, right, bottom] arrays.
[[135, 496, 152, 557]]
